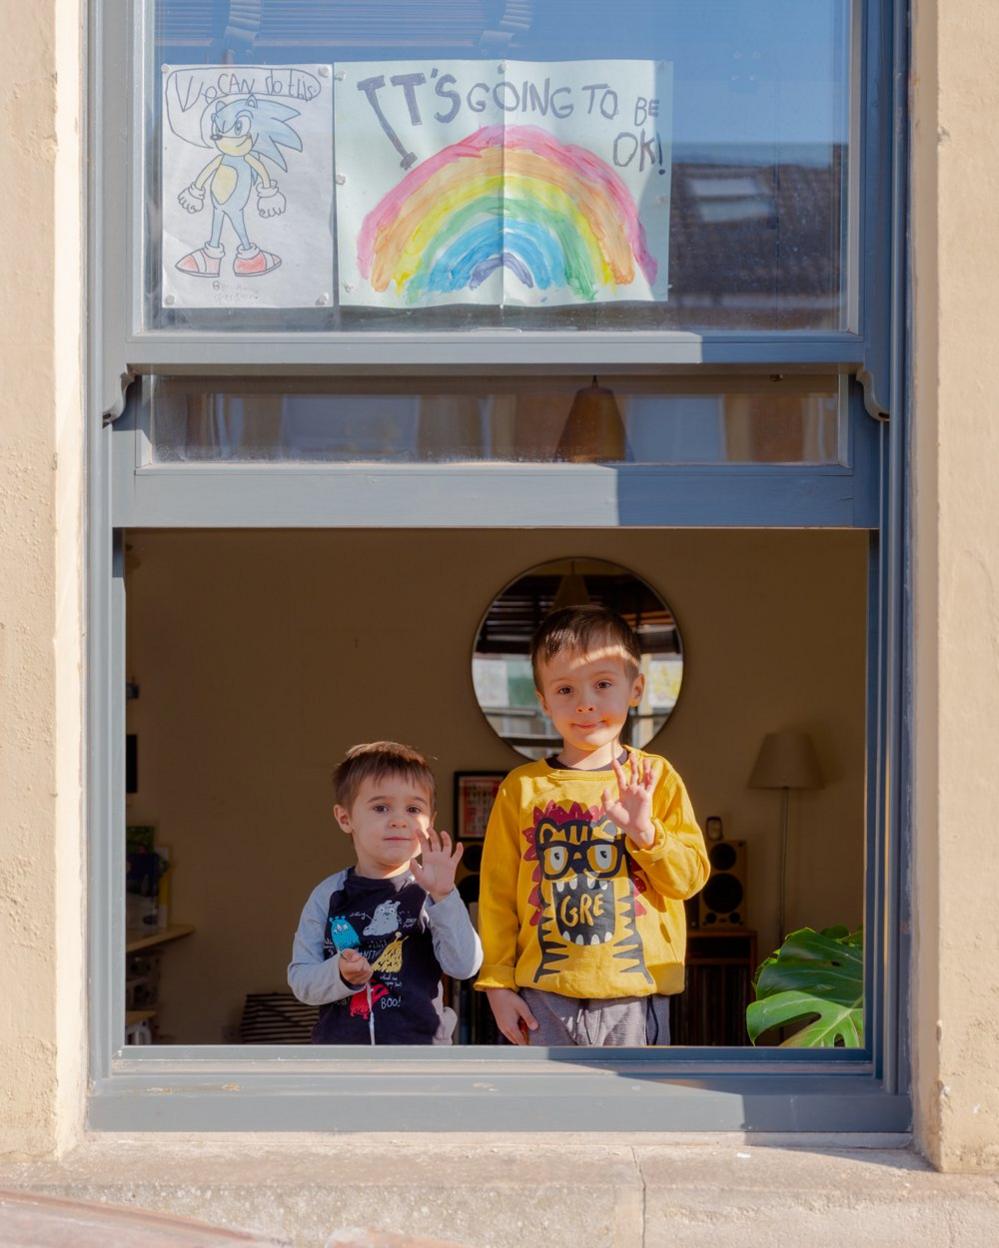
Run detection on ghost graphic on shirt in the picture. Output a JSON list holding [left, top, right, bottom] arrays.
[[329, 915, 361, 952], [363, 899, 400, 937]]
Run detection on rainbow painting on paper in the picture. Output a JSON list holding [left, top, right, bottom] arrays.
[[357, 125, 656, 305], [336, 58, 671, 309]]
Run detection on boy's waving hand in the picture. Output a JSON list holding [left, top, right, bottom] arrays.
[[411, 827, 464, 902], [602, 754, 659, 848]]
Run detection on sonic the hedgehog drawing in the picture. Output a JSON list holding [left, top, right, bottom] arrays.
[[175, 94, 303, 278]]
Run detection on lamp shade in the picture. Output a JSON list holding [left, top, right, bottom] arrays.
[[551, 562, 591, 612], [749, 731, 823, 791], [556, 377, 627, 463]]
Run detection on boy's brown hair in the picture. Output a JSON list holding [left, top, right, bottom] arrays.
[[332, 741, 436, 814], [530, 604, 643, 689]]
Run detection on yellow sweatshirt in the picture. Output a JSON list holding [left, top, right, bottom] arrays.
[[475, 749, 709, 1000]]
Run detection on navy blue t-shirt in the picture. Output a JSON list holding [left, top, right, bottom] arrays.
[[313, 869, 446, 1045]]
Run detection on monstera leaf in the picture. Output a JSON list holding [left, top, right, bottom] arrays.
[[746, 926, 863, 1048]]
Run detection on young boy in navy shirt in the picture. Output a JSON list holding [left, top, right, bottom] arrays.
[[289, 741, 481, 1044]]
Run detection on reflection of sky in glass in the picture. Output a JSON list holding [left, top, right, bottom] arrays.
[[625, 396, 725, 463], [156, 1, 849, 156], [521, 1, 849, 157]]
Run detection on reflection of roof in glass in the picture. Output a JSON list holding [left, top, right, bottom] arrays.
[[670, 155, 843, 311]]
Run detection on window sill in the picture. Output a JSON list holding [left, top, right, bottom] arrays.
[[91, 1057, 910, 1133]]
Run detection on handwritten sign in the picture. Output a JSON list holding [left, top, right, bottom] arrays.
[[161, 64, 334, 310], [335, 58, 672, 308]]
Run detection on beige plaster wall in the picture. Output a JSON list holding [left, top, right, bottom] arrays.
[[124, 529, 867, 1044], [0, 0, 84, 1158], [912, 0, 999, 1172]]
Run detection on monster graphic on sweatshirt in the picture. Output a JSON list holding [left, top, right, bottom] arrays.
[[529, 801, 652, 986], [328, 915, 361, 953]]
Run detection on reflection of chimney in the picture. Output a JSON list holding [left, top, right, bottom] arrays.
[[556, 377, 628, 463], [479, 0, 534, 51], [216, 0, 263, 58]]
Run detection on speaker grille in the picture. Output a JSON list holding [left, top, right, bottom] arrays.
[[698, 838, 748, 928], [703, 872, 743, 915], [709, 841, 737, 871]]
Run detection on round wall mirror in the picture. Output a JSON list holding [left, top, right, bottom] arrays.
[[472, 558, 684, 760]]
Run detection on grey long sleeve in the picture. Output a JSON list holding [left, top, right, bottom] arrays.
[[287, 872, 364, 1006], [426, 887, 483, 981]]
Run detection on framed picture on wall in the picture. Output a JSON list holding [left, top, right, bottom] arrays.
[[453, 772, 505, 842]]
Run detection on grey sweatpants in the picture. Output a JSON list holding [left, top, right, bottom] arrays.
[[520, 987, 671, 1047]]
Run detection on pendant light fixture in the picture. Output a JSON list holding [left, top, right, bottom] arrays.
[[555, 376, 628, 463]]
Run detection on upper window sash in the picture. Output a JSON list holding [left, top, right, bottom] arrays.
[[91, 0, 896, 418], [108, 375, 879, 529]]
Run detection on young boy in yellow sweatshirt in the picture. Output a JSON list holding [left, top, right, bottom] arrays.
[[475, 604, 709, 1046]]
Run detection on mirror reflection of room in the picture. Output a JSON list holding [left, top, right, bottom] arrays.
[[123, 530, 866, 1049], [473, 557, 683, 758]]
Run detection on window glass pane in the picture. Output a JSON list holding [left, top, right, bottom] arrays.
[[149, 376, 843, 464], [147, 1, 852, 332]]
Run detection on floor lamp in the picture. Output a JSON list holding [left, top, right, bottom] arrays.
[[749, 730, 823, 942]]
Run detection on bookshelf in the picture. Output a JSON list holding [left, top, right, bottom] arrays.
[[124, 924, 195, 1043], [670, 928, 758, 1047], [125, 923, 195, 954]]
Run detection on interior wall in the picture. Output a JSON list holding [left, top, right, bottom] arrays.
[[125, 529, 868, 1044]]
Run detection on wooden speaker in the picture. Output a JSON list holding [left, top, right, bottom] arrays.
[[698, 839, 748, 927]]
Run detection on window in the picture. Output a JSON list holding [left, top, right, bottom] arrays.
[[144, 0, 851, 334], [88, 0, 909, 1133], [148, 376, 843, 465]]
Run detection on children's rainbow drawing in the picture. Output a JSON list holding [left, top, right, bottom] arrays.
[[357, 125, 658, 304]]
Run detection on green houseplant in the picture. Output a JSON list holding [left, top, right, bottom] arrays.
[[747, 926, 863, 1048]]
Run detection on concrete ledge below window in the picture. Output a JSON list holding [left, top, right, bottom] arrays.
[[3, 1134, 999, 1248]]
